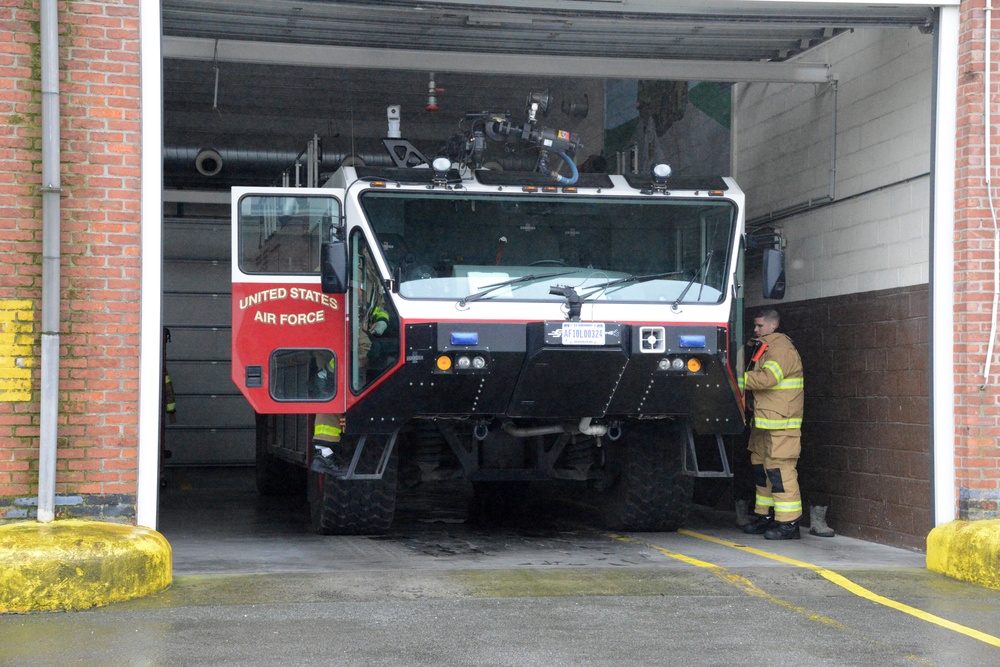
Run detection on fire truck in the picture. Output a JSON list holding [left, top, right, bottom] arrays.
[[231, 92, 779, 535]]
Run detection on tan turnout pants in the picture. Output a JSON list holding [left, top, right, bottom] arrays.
[[748, 428, 802, 522]]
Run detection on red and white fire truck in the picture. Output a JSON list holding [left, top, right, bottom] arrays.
[[231, 92, 776, 534]]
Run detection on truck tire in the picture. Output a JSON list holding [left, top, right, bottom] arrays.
[[255, 414, 305, 496], [600, 421, 693, 532], [307, 436, 398, 535]]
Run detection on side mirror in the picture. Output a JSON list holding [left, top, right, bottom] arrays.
[[762, 248, 785, 300], [320, 241, 348, 294]]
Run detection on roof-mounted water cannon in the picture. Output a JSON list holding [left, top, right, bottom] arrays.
[[445, 91, 582, 183]]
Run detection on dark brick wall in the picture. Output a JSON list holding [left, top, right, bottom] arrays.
[[763, 285, 930, 550]]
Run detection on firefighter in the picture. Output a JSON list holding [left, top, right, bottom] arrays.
[[310, 245, 390, 475], [741, 308, 805, 540]]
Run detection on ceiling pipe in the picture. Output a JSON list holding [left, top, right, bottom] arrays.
[[163, 145, 539, 179], [37, 0, 61, 523]]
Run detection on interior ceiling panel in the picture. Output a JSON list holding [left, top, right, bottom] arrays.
[[160, 1, 941, 190]]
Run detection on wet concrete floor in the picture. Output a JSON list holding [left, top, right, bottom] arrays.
[[2, 466, 999, 666]]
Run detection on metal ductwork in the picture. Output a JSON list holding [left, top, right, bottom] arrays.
[[164, 145, 540, 185], [194, 148, 223, 176]]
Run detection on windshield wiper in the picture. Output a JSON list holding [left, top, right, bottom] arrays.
[[458, 271, 577, 306], [672, 250, 715, 309], [581, 271, 687, 300]]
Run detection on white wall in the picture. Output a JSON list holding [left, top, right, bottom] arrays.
[[736, 27, 933, 305]]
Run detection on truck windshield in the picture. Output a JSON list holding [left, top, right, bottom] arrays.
[[360, 191, 736, 304]]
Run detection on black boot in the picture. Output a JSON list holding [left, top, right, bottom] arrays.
[[742, 513, 774, 535], [309, 446, 345, 476], [764, 519, 801, 540]]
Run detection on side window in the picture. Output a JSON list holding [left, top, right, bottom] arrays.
[[238, 195, 339, 274], [349, 233, 400, 393], [270, 349, 337, 402]]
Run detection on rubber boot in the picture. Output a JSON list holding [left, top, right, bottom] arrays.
[[742, 511, 774, 535], [735, 499, 750, 527], [764, 519, 801, 540], [809, 506, 835, 537]]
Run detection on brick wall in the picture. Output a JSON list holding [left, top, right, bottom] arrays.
[[0, 1, 143, 522], [775, 287, 931, 550], [954, 0, 1000, 518]]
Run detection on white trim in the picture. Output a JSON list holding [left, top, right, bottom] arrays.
[[163, 189, 230, 204], [137, 1, 163, 530], [162, 37, 832, 84], [932, 5, 958, 526]]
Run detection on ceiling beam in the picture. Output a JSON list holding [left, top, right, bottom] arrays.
[[162, 36, 833, 84]]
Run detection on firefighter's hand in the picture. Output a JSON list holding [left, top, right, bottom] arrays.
[[371, 320, 387, 336]]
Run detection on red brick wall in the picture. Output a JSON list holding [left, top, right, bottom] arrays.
[[955, 1, 1000, 519], [0, 1, 142, 522]]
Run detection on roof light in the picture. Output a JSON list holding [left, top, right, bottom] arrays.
[[652, 163, 672, 185]]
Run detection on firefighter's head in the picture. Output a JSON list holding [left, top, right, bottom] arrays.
[[753, 308, 780, 337]]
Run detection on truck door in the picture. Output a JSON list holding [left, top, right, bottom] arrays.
[[231, 188, 346, 415]]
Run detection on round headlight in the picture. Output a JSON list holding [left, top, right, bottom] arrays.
[[472, 356, 486, 369], [456, 355, 472, 369]]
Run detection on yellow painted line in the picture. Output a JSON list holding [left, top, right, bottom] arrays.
[[679, 528, 1000, 649], [608, 533, 849, 631]]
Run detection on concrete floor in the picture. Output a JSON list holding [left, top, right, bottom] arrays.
[[2, 466, 998, 666]]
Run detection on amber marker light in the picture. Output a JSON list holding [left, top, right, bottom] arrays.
[[687, 358, 703, 373], [436, 355, 452, 371]]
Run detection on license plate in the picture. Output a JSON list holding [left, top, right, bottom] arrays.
[[561, 322, 606, 345]]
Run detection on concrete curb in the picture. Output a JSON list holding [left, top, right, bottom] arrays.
[[926, 519, 1000, 591], [0, 519, 172, 613]]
